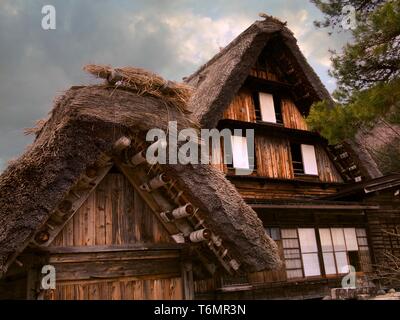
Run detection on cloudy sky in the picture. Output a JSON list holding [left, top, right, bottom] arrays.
[[0, 0, 351, 172]]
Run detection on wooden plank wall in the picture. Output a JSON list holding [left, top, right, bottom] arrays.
[[255, 135, 294, 179], [249, 68, 279, 81], [223, 90, 308, 132], [46, 173, 186, 300], [51, 173, 173, 247], [223, 88, 256, 123], [315, 145, 344, 183], [230, 179, 341, 200], [47, 277, 183, 300], [281, 98, 308, 131]]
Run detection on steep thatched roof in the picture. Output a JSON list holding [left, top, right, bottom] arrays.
[[184, 15, 333, 128], [0, 66, 280, 276]]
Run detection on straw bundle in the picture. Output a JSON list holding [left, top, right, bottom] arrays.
[[83, 64, 192, 113]]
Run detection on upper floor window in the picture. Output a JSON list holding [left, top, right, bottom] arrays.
[[230, 135, 250, 170], [253, 92, 283, 124], [227, 133, 256, 173], [290, 143, 319, 176]]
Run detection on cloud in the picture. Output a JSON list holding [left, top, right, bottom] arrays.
[[161, 13, 252, 66], [0, 0, 351, 172]]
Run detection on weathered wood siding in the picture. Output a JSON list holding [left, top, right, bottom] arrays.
[[315, 145, 343, 183], [223, 89, 256, 123], [229, 178, 341, 200], [223, 90, 308, 131], [249, 68, 279, 82], [45, 173, 187, 300], [281, 98, 308, 131], [255, 135, 294, 179], [51, 173, 173, 247], [47, 277, 183, 300], [44, 249, 184, 300]]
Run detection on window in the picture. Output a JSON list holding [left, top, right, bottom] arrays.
[[319, 228, 370, 275], [298, 229, 321, 277], [301, 145, 319, 175], [265, 227, 281, 241], [277, 227, 371, 280], [282, 229, 303, 279], [253, 92, 283, 124], [356, 228, 372, 272], [290, 143, 319, 176], [290, 143, 304, 175], [230, 135, 250, 170]]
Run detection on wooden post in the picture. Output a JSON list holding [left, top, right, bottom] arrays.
[[182, 262, 194, 300], [26, 267, 39, 300]]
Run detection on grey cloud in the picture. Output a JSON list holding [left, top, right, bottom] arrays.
[[0, 0, 348, 173]]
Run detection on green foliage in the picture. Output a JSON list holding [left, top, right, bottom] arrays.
[[307, 79, 400, 144], [311, 0, 385, 29], [312, 0, 400, 102]]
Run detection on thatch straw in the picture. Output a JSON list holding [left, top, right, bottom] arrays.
[[83, 64, 192, 114]]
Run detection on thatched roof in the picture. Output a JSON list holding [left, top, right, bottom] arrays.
[[184, 15, 333, 128], [0, 66, 280, 276]]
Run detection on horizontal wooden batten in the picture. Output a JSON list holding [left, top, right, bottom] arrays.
[[227, 174, 343, 187], [53, 260, 181, 281], [251, 203, 374, 211], [49, 250, 183, 281], [42, 244, 187, 254], [244, 76, 293, 92], [218, 119, 326, 145], [48, 250, 183, 265]]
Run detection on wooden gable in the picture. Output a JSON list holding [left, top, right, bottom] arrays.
[[50, 172, 173, 247]]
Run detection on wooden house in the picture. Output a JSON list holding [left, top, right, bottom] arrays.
[[184, 16, 400, 299], [0, 15, 399, 300], [0, 71, 279, 300]]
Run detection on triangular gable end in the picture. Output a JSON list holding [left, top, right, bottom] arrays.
[[19, 136, 243, 276], [49, 171, 174, 247], [0, 83, 280, 278], [185, 16, 332, 128]]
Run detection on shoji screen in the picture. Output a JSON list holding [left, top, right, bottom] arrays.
[[298, 228, 321, 277]]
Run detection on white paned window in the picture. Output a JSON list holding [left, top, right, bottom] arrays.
[[335, 252, 350, 274], [298, 228, 321, 277], [230, 135, 249, 170], [331, 228, 346, 251], [319, 228, 370, 275], [298, 228, 318, 253], [281, 229, 298, 238], [319, 229, 334, 252], [301, 144, 319, 175], [259, 92, 276, 123], [302, 253, 321, 277], [282, 229, 303, 280], [322, 252, 337, 275], [344, 228, 359, 251]]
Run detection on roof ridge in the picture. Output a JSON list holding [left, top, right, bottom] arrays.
[[184, 18, 294, 84]]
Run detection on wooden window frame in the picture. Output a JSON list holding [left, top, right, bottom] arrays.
[[290, 143, 319, 178], [276, 227, 372, 281], [253, 91, 283, 125]]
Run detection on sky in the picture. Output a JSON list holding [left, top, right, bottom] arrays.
[[0, 0, 351, 172]]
